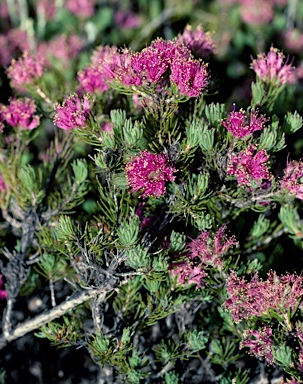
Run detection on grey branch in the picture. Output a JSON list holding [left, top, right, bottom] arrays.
[[0, 278, 116, 350]]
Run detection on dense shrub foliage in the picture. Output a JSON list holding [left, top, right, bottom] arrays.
[[1, 0, 303, 383]]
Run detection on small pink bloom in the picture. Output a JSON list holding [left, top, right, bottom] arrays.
[[240, 0, 273, 25], [125, 151, 176, 197], [0, 275, 7, 300], [37, 0, 57, 19], [170, 58, 209, 97], [0, 175, 6, 192], [241, 326, 274, 364], [227, 145, 271, 187], [170, 260, 206, 288], [114, 10, 141, 30], [78, 66, 109, 93], [54, 94, 90, 130], [101, 122, 112, 132], [281, 160, 303, 200], [64, 0, 95, 18], [178, 25, 216, 58], [189, 225, 237, 269], [282, 29, 303, 54], [7, 51, 44, 90], [222, 108, 267, 138], [251, 47, 296, 86], [131, 47, 169, 85], [1, 98, 40, 130]]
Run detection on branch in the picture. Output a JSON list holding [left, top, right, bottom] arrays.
[[0, 278, 117, 350]]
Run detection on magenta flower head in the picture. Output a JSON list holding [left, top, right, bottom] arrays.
[[125, 150, 176, 197], [240, 326, 274, 365], [170, 260, 206, 288], [78, 66, 109, 93], [227, 145, 271, 187], [7, 51, 44, 90], [170, 58, 209, 97], [224, 271, 303, 324], [251, 47, 296, 86], [54, 94, 90, 130], [178, 25, 216, 58], [0, 175, 6, 192], [1, 98, 40, 130], [188, 225, 238, 270], [64, 0, 95, 18], [0, 275, 6, 300], [222, 108, 268, 138], [281, 160, 303, 200]]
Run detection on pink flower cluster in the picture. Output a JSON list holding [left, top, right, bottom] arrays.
[[114, 10, 141, 30], [54, 94, 90, 130], [241, 326, 274, 364], [0, 28, 30, 67], [78, 46, 116, 93], [281, 160, 303, 200], [189, 225, 238, 270], [223, 271, 303, 323], [64, 0, 95, 18], [170, 226, 237, 287], [170, 261, 207, 288], [0, 275, 7, 300], [282, 29, 303, 54], [125, 151, 176, 198], [222, 108, 267, 138], [0, 175, 6, 192], [7, 51, 44, 90], [38, 34, 85, 67], [178, 25, 216, 58], [0, 98, 40, 130], [251, 47, 296, 86], [227, 145, 271, 187], [81, 38, 209, 98]]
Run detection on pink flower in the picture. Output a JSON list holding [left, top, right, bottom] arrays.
[[240, 0, 273, 25], [114, 10, 141, 30], [0, 275, 7, 300], [170, 58, 209, 97], [281, 160, 303, 200], [227, 145, 271, 187], [1, 98, 40, 130], [125, 151, 176, 197], [101, 122, 112, 132], [189, 225, 237, 269], [54, 94, 90, 130], [170, 260, 207, 288], [0, 175, 6, 192], [282, 29, 303, 54], [178, 25, 216, 58], [131, 48, 169, 85], [101, 48, 141, 87], [149, 38, 192, 65], [224, 271, 303, 323], [240, 326, 274, 364], [222, 108, 268, 138], [37, 0, 57, 19], [251, 47, 296, 86], [7, 51, 44, 90], [64, 0, 95, 18], [78, 66, 109, 93], [0, 29, 30, 67]]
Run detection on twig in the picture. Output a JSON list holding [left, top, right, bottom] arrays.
[[0, 280, 116, 350]]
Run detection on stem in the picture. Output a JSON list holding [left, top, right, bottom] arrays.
[[0, 281, 116, 350]]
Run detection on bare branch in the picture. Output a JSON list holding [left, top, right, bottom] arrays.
[[0, 278, 117, 350]]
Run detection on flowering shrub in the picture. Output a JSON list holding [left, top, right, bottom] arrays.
[[1, 1, 303, 383]]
